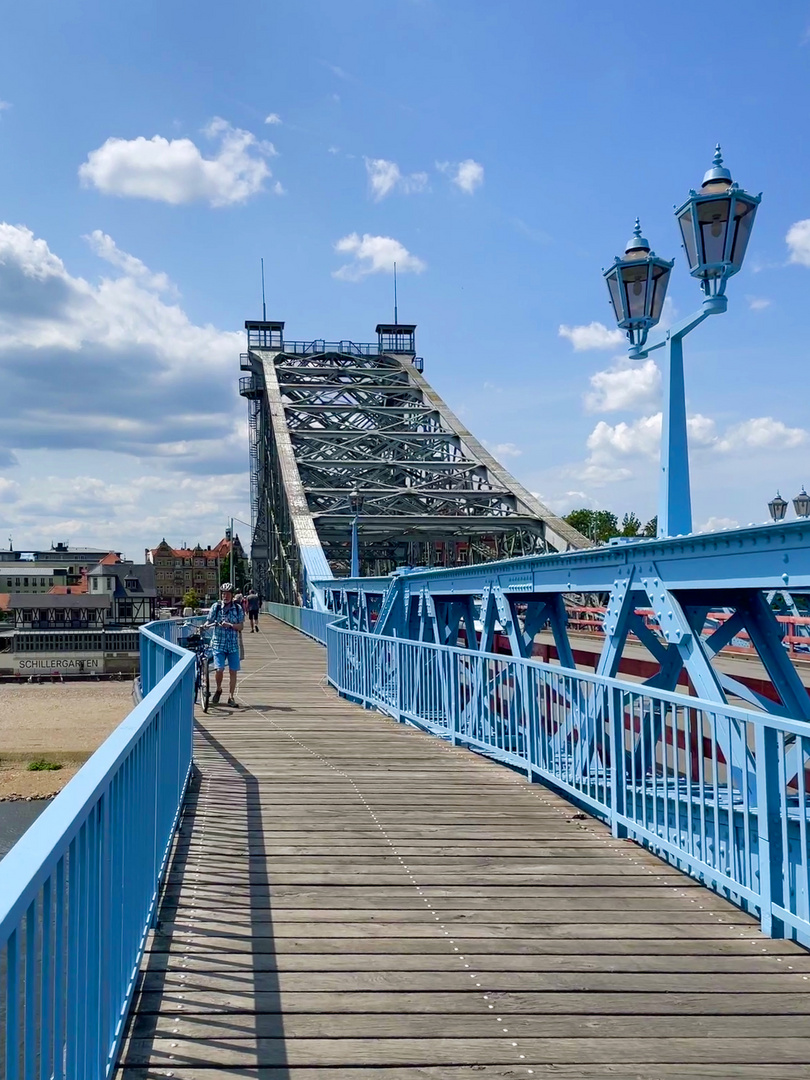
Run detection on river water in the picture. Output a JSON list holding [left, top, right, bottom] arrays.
[[0, 799, 50, 860]]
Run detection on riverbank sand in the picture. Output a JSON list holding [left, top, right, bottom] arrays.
[[0, 683, 132, 798]]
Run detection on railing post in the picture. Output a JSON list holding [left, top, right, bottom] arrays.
[[608, 685, 627, 839], [754, 724, 785, 938], [449, 651, 460, 745], [524, 665, 537, 781], [395, 638, 403, 723]]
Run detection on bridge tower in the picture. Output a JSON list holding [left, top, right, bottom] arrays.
[[240, 319, 587, 604]]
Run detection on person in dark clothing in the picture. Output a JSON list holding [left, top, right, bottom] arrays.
[[247, 589, 261, 632]]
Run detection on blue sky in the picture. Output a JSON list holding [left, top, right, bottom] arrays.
[[1, 0, 809, 558]]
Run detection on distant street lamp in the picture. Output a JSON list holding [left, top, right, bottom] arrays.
[[349, 488, 365, 577], [604, 146, 761, 539], [793, 488, 810, 518], [768, 492, 788, 522]]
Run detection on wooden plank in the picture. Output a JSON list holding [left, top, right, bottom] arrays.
[[129, 988, 810, 1015], [138, 951, 810, 974], [141, 970, 810, 992], [145, 936, 804, 957], [125, 1011, 810, 1040], [115, 1034, 810, 1066]]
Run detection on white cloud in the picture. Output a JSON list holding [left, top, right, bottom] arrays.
[[584, 358, 660, 413], [0, 221, 243, 466], [0, 221, 255, 554], [578, 463, 633, 485], [264, 113, 282, 125], [437, 159, 484, 194], [787, 219, 810, 267], [587, 415, 664, 460], [84, 230, 176, 295], [746, 296, 771, 311], [332, 233, 426, 281], [0, 477, 20, 502], [582, 412, 802, 473], [697, 516, 739, 533], [0, 101, 10, 115], [585, 412, 716, 464], [327, 146, 340, 155], [716, 417, 808, 453], [559, 321, 625, 351], [490, 442, 522, 459], [78, 118, 276, 207], [364, 158, 428, 200], [272, 181, 286, 195]]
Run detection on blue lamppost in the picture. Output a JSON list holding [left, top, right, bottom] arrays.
[[349, 488, 364, 577], [604, 147, 761, 538]]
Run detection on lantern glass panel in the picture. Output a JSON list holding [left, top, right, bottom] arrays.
[[769, 495, 788, 522], [620, 262, 649, 320], [794, 490, 810, 518], [650, 264, 671, 321], [698, 198, 731, 266], [730, 198, 757, 268], [606, 271, 623, 322], [678, 209, 698, 270]]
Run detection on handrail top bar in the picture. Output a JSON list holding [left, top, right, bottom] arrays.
[[313, 518, 810, 594], [326, 622, 800, 736], [0, 623, 193, 934]]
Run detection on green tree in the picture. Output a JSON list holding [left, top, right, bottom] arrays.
[[564, 508, 595, 538], [182, 588, 201, 610], [564, 509, 620, 544], [620, 512, 642, 537], [643, 515, 657, 537]]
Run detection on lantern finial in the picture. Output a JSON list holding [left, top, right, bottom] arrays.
[[702, 144, 732, 189], [625, 218, 650, 255]]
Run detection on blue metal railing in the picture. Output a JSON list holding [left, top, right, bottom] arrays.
[[0, 619, 194, 1078], [265, 602, 338, 644], [326, 623, 810, 946]]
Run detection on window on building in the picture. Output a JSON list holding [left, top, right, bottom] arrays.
[[15, 578, 20, 586], [23, 578, 28, 587]]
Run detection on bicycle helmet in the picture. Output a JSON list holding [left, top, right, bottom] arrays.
[[220, 582, 234, 593]]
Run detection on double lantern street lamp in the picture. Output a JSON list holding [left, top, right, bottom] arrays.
[[769, 488, 810, 522], [604, 146, 761, 539], [348, 488, 364, 578]]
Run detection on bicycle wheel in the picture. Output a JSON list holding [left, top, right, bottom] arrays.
[[202, 655, 211, 713]]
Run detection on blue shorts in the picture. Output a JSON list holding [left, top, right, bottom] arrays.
[[212, 649, 240, 672]]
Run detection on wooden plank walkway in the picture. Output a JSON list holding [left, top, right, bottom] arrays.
[[117, 615, 810, 1079]]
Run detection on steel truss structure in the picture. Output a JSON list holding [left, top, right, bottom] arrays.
[[317, 520, 810, 798], [240, 320, 586, 604]]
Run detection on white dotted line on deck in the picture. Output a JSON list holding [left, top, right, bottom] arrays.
[[426, 724, 796, 973], [235, 691, 537, 1074]]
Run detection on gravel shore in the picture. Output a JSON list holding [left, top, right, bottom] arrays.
[[0, 682, 132, 798]]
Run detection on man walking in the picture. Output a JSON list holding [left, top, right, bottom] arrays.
[[205, 582, 244, 707], [246, 588, 261, 632]]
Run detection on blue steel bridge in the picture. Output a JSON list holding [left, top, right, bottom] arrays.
[[3, 316, 810, 1078]]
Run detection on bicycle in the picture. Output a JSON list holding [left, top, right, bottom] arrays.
[[185, 629, 212, 713]]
